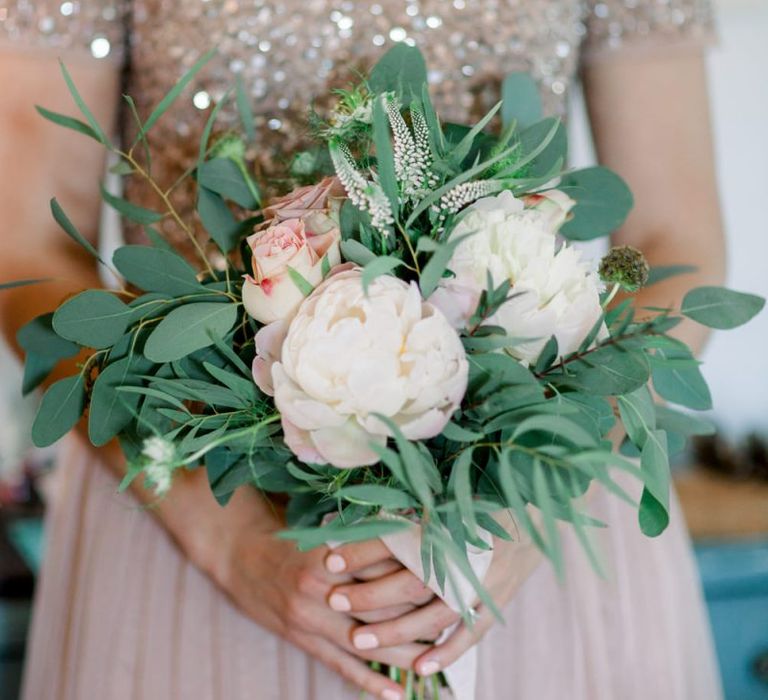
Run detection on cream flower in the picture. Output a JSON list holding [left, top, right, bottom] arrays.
[[252, 269, 469, 468], [242, 214, 341, 324], [429, 190, 602, 364]]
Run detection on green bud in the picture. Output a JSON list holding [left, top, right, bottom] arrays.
[[210, 133, 247, 162], [598, 245, 650, 292]]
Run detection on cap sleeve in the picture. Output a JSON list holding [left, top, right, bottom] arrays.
[[582, 0, 716, 62], [0, 0, 128, 63]]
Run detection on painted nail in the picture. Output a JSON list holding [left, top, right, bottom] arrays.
[[328, 593, 351, 612], [419, 660, 441, 676], [382, 690, 402, 700], [353, 632, 379, 650], [325, 553, 346, 573]]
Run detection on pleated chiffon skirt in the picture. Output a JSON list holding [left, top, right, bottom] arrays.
[[21, 435, 723, 700]]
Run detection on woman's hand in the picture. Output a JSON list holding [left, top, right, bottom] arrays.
[[328, 527, 543, 678], [190, 481, 426, 700]]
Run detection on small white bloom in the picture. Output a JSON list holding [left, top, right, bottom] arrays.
[[145, 461, 173, 497], [141, 436, 176, 497], [264, 269, 469, 469], [429, 190, 603, 365], [141, 436, 175, 464]]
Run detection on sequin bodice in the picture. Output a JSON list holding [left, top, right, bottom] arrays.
[[1, 0, 714, 243]]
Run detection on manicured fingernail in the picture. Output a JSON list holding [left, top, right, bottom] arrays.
[[419, 660, 440, 676], [328, 593, 351, 612], [353, 632, 379, 650], [382, 690, 402, 700], [325, 553, 346, 573]]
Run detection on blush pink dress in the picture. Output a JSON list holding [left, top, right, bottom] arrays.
[[1, 1, 723, 697]]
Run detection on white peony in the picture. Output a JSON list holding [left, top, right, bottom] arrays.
[[429, 190, 603, 365], [252, 268, 468, 468]]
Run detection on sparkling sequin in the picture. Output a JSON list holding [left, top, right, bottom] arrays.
[[0, 0, 715, 249]]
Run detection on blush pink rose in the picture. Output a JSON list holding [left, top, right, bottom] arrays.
[[242, 214, 341, 324], [260, 176, 345, 223]]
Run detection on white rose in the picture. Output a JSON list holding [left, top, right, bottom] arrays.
[[252, 269, 468, 468], [429, 190, 603, 365]]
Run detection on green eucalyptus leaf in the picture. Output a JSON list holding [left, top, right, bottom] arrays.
[[31, 374, 86, 447], [369, 44, 428, 100], [53, 290, 132, 348], [337, 485, 414, 510], [51, 198, 104, 263], [558, 167, 634, 241], [617, 386, 656, 448], [442, 422, 484, 442], [639, 488, 670, 537], [113, 245, 206, 295], [101, 186, 163, 225], [514, 117, 566, 178], [501, 73, 541, 130], [35, 105, 102, 142], [22, 353, 62, 395], [89, 354, 154, 446], [17, 313, 80, 359], [419, 232, 473, 299], [560, 345, 649, 396], [652, 347, 712, 410], [59, 60, 109, 145], [452, 448, 478, 539], [198, 158, 259, 209], [197, 186, 242, 253], [144, 302, 238, 363], [0, 278, 51, 291], [361, 257, 404, 294], [681, 286, 765, 330], [341, 239, 377, 266], [279, 519, 411, 550], [654, 405, 715, 437], [534, 335, 558, 374]]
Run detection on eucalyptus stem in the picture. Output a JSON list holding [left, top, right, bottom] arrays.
[[182, 413, 281, 464], [117, 150, 216, 278]]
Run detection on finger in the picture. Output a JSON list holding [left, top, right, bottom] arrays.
[[305, 599, 428, 669], [329, 569, 434, 614], [352, 599, 460, 650], [353, 558, 403, 581], [293, 629, 406, 700], [325, 539, 392, 575], [353, 603, 416, 624], [413, 606, 495, 677]]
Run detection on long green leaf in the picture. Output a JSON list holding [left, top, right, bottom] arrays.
[[51, 198, 103, 263], [35, 105, 101, 142], [0, 278, 51, 291], [59, 61, 109, 145], [135, 48, 217, 142], [101, 186, 163, 225]]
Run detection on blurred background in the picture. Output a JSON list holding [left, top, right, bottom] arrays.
[[1, 0, 767, 698]]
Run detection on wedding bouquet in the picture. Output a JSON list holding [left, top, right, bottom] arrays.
[[8, 45, 763, 699]]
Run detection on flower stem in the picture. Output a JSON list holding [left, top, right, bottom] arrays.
[[602, 282, 621, 310]]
